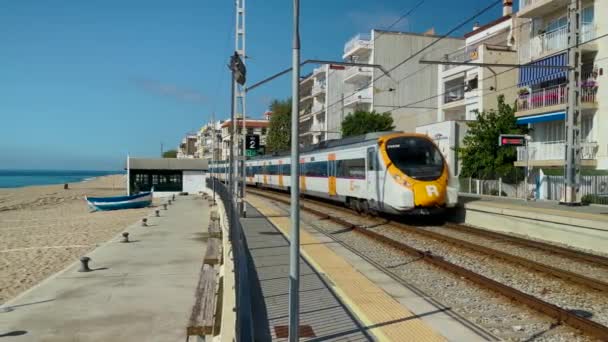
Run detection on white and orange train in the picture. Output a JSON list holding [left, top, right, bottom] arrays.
[[210, 131, 458, 215]]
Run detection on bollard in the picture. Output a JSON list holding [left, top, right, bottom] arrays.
[[155, 209, 160, 217], [121, 232, 130, 243], [163, 203, 168, 210], [64, 183, 69, 190], [79, 256, 92, 272], [172, 194, 175, 201], [168, 200, 172, 205], [142, 218, 148, 227]]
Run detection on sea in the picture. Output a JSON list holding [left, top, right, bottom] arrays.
[[0, 170, 125, 189]]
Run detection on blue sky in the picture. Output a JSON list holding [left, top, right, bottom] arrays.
[[0, 0, 506, 170]]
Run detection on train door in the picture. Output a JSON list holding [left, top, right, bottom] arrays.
[[328, 153, 337, 196], [366, 147, 379, 206]]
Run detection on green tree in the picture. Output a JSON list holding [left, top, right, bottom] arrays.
[[341, 110, 395, 137], [458, 95, 527, 180], [162, 149, 177, 158], [266, 98, 291, 153]]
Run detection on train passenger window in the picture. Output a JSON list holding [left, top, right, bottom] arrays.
[[303, 161, 328, 177], [282, 164, 291, 175], [337, 159, 365, 179]]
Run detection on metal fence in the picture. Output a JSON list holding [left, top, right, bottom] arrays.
[[545, 175, 608, 205], [206, 178, 254, 341], [459, 174, 608, 205]]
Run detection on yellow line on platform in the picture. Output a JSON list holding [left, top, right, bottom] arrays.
[[247, 196, 446, 342]]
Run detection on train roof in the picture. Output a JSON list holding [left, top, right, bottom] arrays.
[[211, 130, 405, 164]]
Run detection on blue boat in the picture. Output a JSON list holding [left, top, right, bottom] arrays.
[[86, 192, 152, 211]]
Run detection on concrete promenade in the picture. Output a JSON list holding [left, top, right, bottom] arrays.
[[0, 196, 208, 342]]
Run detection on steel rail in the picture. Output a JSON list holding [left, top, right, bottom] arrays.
[[246, 189, 608, 340]]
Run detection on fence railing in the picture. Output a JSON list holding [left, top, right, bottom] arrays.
[[529, 26, 567, 59], [545, 175, 608, 205], [206, 178, 254, 341], [517, 81, 598, 111], [516, 141, 599, 162], [459, 176, 528, 199]]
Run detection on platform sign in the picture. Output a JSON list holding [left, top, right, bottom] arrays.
[[246, 149, 258, 157], [499, 134, 526, 147], [246, 134, 260, 150]]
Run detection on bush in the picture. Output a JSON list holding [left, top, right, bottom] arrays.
[[581, 194, 608, 205]]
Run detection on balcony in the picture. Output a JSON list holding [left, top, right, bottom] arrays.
[[343, 66, 373, 83], [343, 88, 372, 108], [518, 0, 569, 18], [311, 102, 325, 115], [516, 81, 598, 115], [311, 83, 326, 97], [525, 23, 595, 61], [443, 84, 465, 106], [442, 45, 479, 71], [516, 141, 598, 166], [343, 34, 372, 59]]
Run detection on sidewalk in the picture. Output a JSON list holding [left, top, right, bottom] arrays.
[[0, 196, 208, 342]]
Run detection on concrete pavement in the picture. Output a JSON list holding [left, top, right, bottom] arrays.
[[0, 195, 208, 342]]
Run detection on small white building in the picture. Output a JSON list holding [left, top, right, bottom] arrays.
[[127, 158, 208, 196]]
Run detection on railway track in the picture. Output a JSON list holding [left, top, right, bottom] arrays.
[[246, 188, 608, 341]]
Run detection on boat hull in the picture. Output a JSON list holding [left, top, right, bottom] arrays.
[[86, 192, 152, 211]]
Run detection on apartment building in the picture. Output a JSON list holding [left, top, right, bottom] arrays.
[[514, 0, 607, 169], [299, 66, 329, 146], [177, 134, 197, 159], [418, 2, 518, 176], [195, 122, 222, 162], [344, 30, 462, 132], [219, 117, 269, 160]]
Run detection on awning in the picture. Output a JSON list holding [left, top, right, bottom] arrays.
[[518, 53, 568, 87], [516, 111, 566, 124]]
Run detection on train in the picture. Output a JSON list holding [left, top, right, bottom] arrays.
[[210, 131, 458, 215]]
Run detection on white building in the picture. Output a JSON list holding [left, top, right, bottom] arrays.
[[299, 66, 330, 146], [177, 134, 198, 159], [195, 121, 222, 161], [220, 116, 270, 161], [419, 2, 518, 177], [514, 0, 606, 169]]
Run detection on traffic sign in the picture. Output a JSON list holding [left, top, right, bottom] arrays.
[[246, 134, 260, 150], [499, 134, 527, 147]]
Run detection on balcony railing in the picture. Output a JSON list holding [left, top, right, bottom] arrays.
[[311, 83, 326, 96], [344, 66, 373, 81], [530, 26, 567, 59], [517, 141, 599, 162], [444, 84, 465, 104], [443, 45, 480, 71], [344, 88, 372, 107], [311, 103, 325, 114], [517, 80, 598, 111], [344, 34, 372, 55]]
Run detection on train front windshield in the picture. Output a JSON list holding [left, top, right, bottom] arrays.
[[386, 137, 444, 181]]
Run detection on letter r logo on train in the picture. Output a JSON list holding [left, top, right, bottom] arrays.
[[426, 185, 439, 197]]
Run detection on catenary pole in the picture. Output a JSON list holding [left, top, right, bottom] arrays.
[[563, 0, 581, 204], [211, 112, 216, 203], [288, 0, 301, 340], [229, 57, 237, 236]]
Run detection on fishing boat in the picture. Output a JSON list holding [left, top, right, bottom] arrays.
[[86, 192, 152, 211]]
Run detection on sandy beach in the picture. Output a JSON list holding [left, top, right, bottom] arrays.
[[0, 175, 152, 304]]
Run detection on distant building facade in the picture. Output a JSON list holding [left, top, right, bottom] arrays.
[[177, 134, 198, 159]]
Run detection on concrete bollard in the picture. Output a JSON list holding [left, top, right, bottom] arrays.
[[172, 194, 175, 201], [155, 209, 160, 217], [121, 232, 130, 243], [168, 200, 172, 205], [163, 203, 168, 210], [142, 218, 148, 227], [79, 257, 92, 272]]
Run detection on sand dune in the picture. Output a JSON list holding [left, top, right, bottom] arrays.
[[0, 175, 152, 304]]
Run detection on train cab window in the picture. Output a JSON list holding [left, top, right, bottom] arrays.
[[385, 137, 444, 181]]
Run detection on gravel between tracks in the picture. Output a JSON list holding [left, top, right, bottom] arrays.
[[251, 194, 598, 342], [418, 226, 608, 283]]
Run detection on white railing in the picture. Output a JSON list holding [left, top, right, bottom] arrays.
[[581, 22, 596, 43], [518, 81, 597, 111], [344, 66, 373, 81], [517, 141, 599, 162], [311, 122, 325, 133], [311, 102, 325, 114], [529, 26, 567, 59], [344, 87, 372, 107], [344, 34, 372, 55], [517, 84, 566, 111], [311, 83, 326, 96]]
